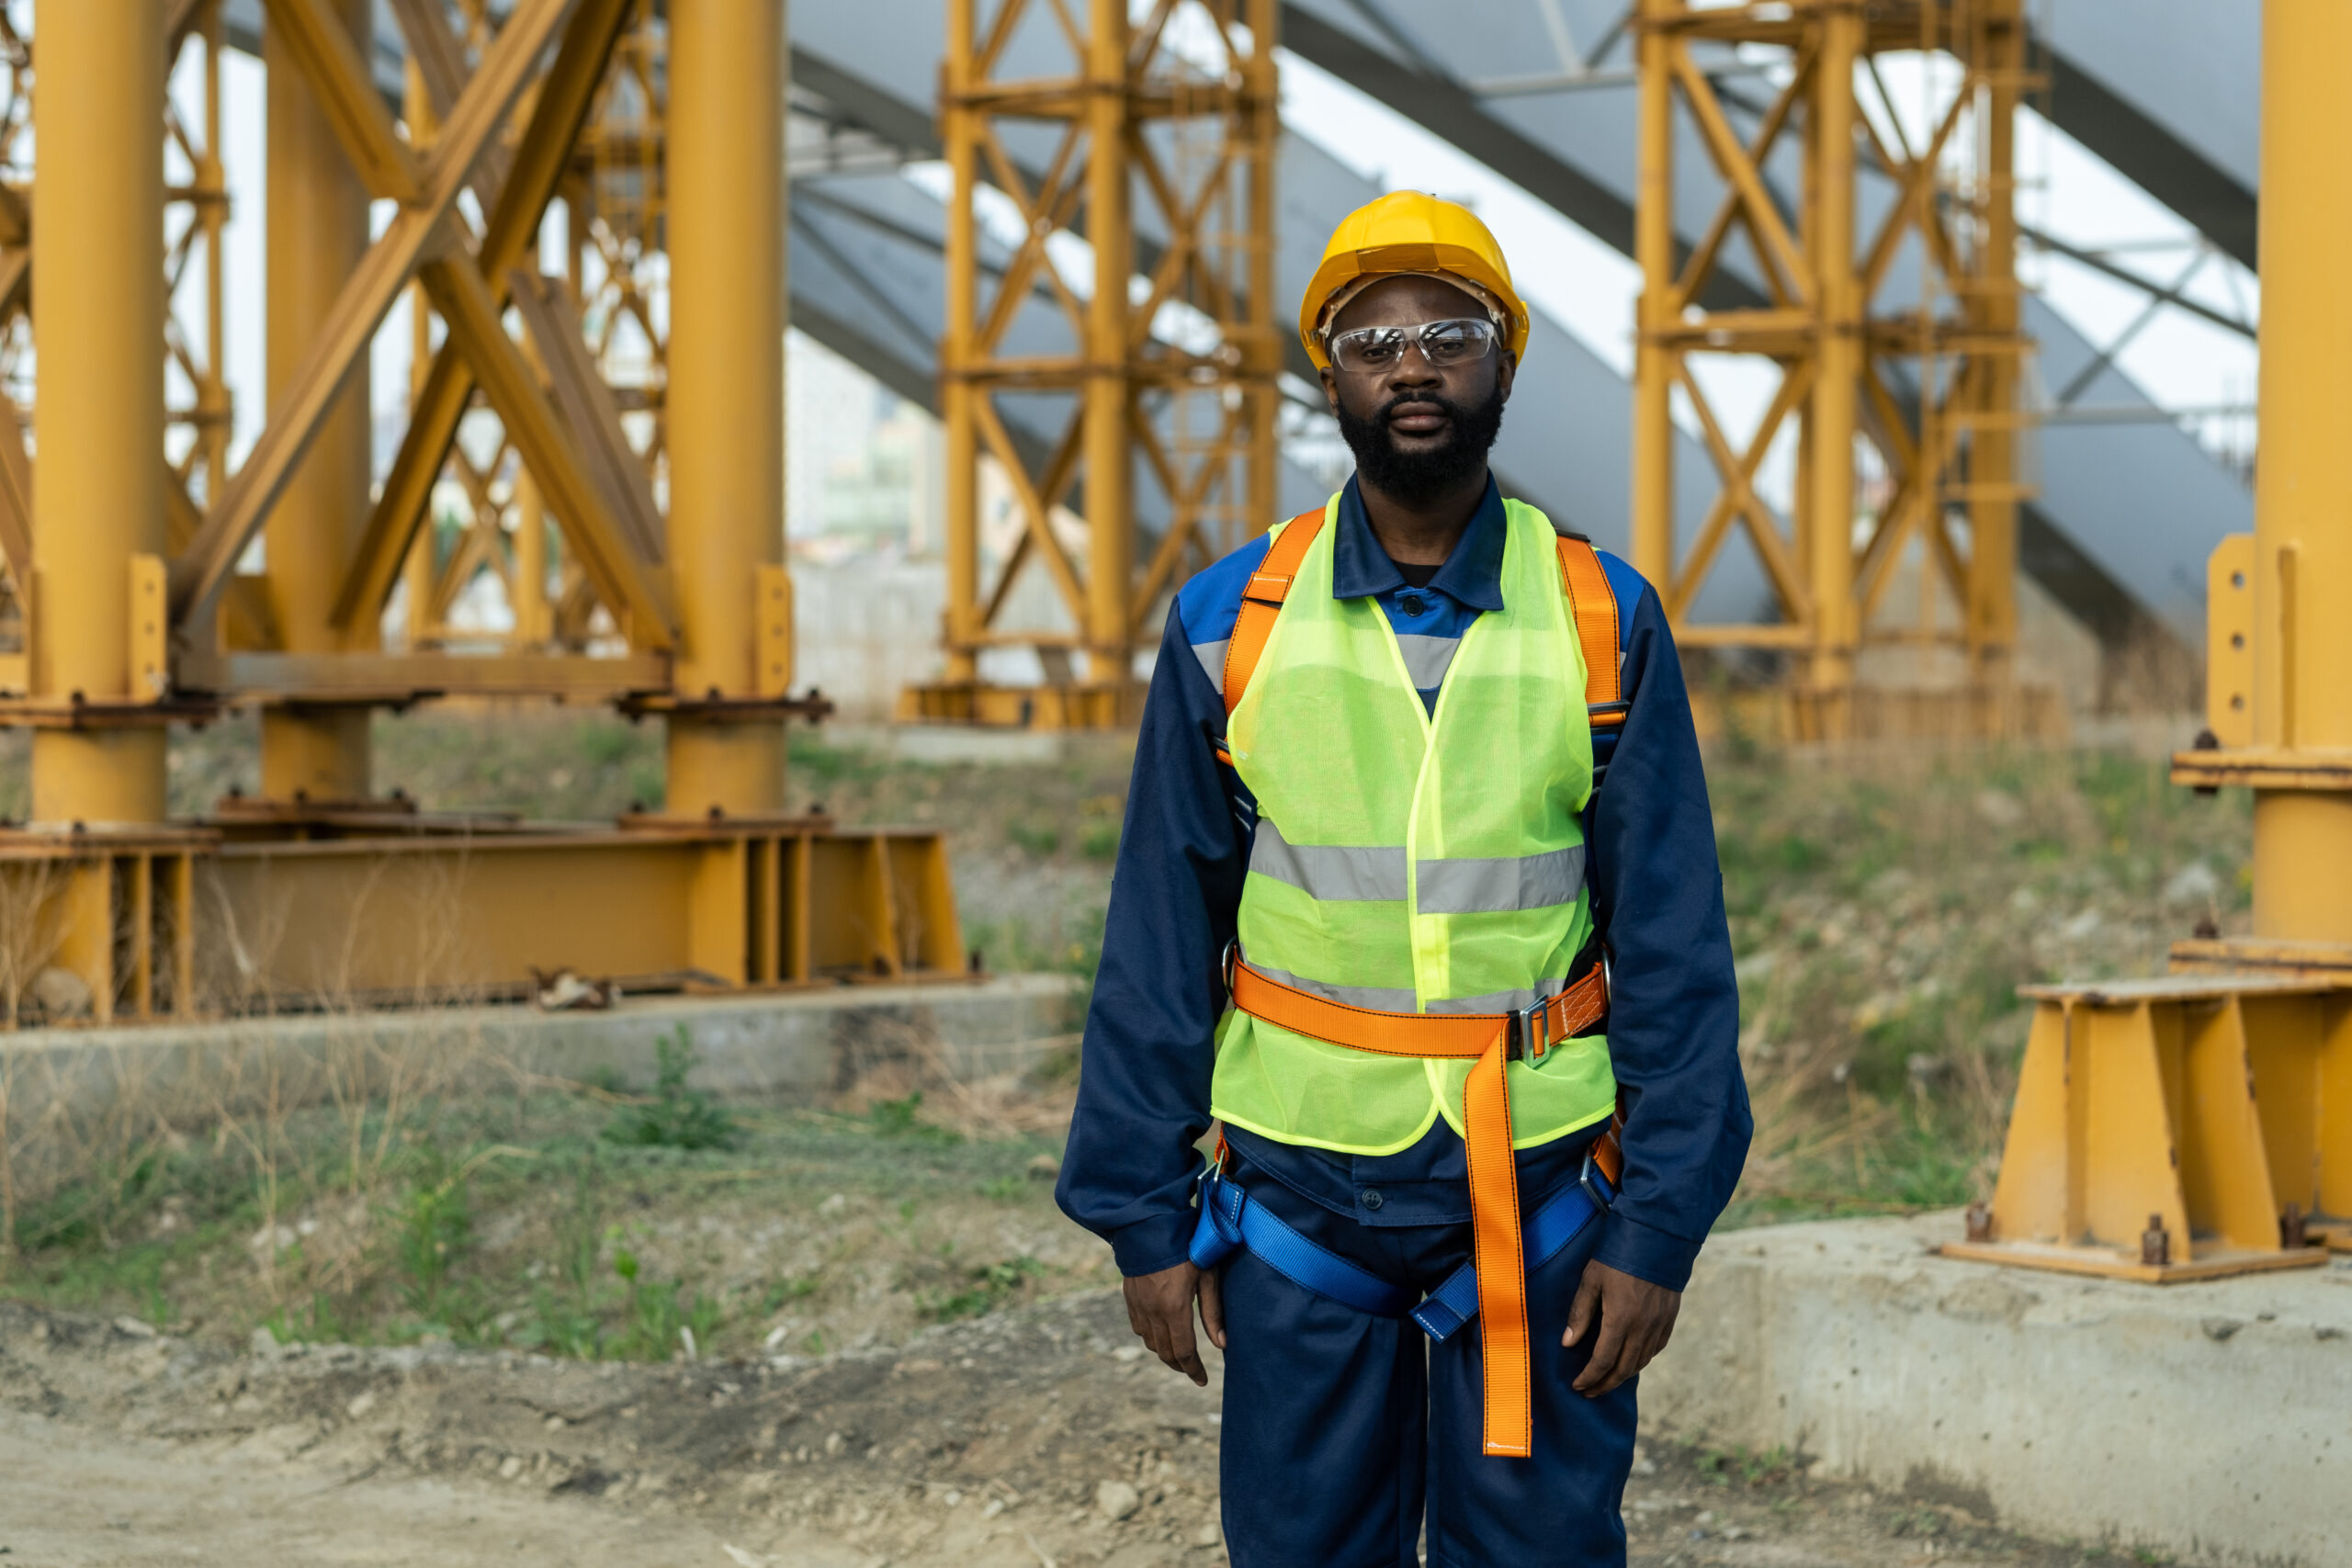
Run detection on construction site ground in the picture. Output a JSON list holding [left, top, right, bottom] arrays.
[[0, 716, 2251, 1562], [0, 1294, 2177, 1568]]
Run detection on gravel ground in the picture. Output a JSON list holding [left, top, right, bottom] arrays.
[[0, 1297, 2165, 1567]]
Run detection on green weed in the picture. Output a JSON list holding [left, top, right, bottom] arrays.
[[920, 1255, 1043, 1322], [603, 1029, 740, 1152], [1008, 821, 1061, 856]]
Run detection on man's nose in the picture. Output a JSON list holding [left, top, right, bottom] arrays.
[[1383, 344, 1442, 392]]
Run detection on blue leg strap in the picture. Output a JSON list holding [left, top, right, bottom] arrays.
[[1187, 1156, 1617, 1337], [1188, 1167, 1417, 1317], [1410, 1159, 1618, 1341]]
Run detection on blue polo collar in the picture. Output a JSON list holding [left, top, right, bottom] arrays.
[[1329, 472, 1509, 613]]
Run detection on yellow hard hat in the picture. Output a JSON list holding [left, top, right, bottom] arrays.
[[1298, 192, 1530, 371]]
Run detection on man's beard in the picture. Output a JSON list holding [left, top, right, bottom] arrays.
[[1335, 383, 1507, 504]]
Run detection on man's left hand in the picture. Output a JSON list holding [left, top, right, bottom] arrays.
[[1562, 1260, 1679, 1396]]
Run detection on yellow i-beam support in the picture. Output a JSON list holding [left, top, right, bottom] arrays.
[[19, 1, 173, 1022], [1965, 4, 2023, 696], [1629, 0, 1675, 600], [939, 0, 980, 690], [662, 0, 788, 982], [1803, 3, 1862, 739], [260, 0, 376, 804], [28, 1, 168, 828], [1081, 0, 1133, 702], [1955, 0, 2351, 1277]]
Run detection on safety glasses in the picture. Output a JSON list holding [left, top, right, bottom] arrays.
[[1326, 316, 1498, 374]]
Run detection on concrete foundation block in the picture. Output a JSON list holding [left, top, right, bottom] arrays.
[[1645, 1212, 2352, 1567]]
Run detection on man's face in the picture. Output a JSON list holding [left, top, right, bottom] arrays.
[[1319, 274, 1516, 503]]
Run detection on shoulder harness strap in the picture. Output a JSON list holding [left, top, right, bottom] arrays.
[[1221, 507, 1329, 722], [1555, 535, 1627, 731], [1212, 512, 1627, 763]]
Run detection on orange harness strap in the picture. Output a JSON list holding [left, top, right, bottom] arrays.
[[1217, 517, 1624, 740], [1222, 508, 1330, 723], [1555, 535, 1625, 730], [1228, 954, 1610, 1459]]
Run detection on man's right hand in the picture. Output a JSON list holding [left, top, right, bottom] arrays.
[[1122, 1259, 1226, 1386]]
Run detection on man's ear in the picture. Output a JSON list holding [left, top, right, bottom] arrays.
[[1320, 363, 1340, 415], [1496, 349, 1518, 406]]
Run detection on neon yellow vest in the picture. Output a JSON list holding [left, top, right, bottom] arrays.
[[1209, 495, 1618, 1156]]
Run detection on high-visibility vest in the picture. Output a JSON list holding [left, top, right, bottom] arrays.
[[1208, 493, 1620, 1157]]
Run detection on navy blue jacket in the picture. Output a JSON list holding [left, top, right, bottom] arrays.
[[1055, 476, 1749, 1292]]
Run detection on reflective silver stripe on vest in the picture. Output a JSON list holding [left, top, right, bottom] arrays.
[[1415, 845, 1586, 914], [1428, 976, 1570, 1015], [1250, 819, 1408, 902], [1192, 638, 1229, 694], [1245, 960, 1419, 1015], [1392, 632, 1462, 691]]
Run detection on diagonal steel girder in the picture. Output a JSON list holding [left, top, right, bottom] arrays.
[[2030, 0, 2256, 271], [1275, 0, 2250, 652]]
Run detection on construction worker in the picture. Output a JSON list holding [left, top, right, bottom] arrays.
[[1057, 193, 1748, 1566]]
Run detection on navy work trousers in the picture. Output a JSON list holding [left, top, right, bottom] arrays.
[[1214, 1152, 1638, 1568]]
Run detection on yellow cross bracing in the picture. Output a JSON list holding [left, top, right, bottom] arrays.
[[0, 2, 965, 1027], [1632, 0, 2042, 741], [906, 0, 1280, 729], [392, 1, 670, 660]]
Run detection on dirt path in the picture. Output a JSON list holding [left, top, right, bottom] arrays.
[[0, 1299, 2133, 1568]]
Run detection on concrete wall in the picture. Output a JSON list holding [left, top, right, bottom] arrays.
[[0, 976, 1085, 1122], [1645, 1212, 2352, 1567]]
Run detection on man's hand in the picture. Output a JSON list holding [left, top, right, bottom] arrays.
[[1123, 1260, 1226, 1386], [1563, 1260, 1679, 1396]]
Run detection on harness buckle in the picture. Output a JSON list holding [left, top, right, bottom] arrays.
[[1578, 1148, 1612, 1211], [1220, 938, 1239, 994], [1504, 999, 1551, 1064]]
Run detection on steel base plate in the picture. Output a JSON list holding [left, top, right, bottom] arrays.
[[1938, 1238, 2331, 1283]]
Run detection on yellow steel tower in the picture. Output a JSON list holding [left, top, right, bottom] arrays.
[[908, 0, 1280, 729], [1632, 0, 2038, 739], [1948, 0, 2351, 1280], [0, 1, 963, 1024]]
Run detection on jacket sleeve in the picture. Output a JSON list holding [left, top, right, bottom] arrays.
[[1585, 583, 1751, 1292], [1054, 601, 1250, 1276]]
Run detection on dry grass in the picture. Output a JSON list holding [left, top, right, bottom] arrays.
[[0, 709, 2251, 1340], [1711, 734, 2245, 1224]]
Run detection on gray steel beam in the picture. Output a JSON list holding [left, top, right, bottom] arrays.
[[2032, 0, 2257, 269]]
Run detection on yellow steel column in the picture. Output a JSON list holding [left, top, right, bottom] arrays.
[[1965, 0, 2022, 697], [1628, 0, 1675, 596], [2248, 0, 2352, 950], [1804, 5, 1861, 736], [1082, 0, 1133, 703], [662, 0, 787, 818], [1243, 0, 1280, 548], [28, 0, 167, 828], [940, 0, 980, 689], [260, 0, 374, 802]]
